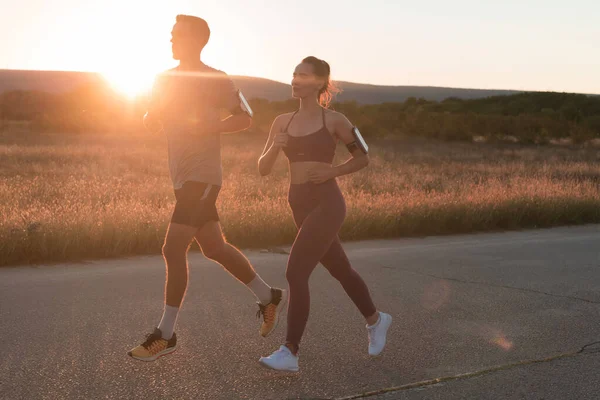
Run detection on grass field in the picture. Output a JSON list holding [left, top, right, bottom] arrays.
[[1, 130, 600, 267]]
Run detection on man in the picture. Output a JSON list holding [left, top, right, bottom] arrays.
[[128, 15, 284, 361]]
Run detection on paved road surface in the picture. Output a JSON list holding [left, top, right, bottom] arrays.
[[1, 225, 599, 400]]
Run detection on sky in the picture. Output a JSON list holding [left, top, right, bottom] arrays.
[[1, 0, 598, 95]]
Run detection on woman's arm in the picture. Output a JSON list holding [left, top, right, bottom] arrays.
[[331, 112, 370, 177], [307, 112, 369, 184], [258, 115, 288, 176]]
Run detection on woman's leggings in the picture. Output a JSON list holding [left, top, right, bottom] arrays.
[[285, 179, 377, 346]]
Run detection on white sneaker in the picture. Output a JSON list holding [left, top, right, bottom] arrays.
[[367, 312, 392, 356], [259, 345, 299, 372]]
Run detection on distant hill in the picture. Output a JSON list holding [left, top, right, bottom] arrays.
[[229, 75, 291, 102], [0, 69, 594, 104], [230, 76, 522, 103], [0, 70, 105, 93], [333, 81, 520, 103]]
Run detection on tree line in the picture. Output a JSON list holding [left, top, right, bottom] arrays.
[[2, 81, 599, 144]]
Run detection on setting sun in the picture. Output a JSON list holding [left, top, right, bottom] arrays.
[[102, 67, 157, 98]]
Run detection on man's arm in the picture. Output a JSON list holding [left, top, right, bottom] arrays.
[[217, 113, 252, 134], [143, 74, 164, 134], [214, 73, 252, 134]]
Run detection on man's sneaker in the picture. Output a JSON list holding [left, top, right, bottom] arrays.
[[367, 312, 392, 356], [128, 328, 177, 362], [257, 288, 286, 337], [259, 345, 299, 372]]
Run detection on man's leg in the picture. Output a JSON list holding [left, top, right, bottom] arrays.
[[195, 220, 285, 337], [128, 222, 197, 361], [195, 220, 271, 303], [157, 222, 198, 338]]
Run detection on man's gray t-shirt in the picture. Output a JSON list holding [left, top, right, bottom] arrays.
[[150, 65, 239, 189]]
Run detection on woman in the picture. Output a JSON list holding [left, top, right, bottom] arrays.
[[257, 56, 392, 372]]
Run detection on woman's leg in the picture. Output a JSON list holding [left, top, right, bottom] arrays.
[[320, 237, 378, 322], [285, 201, 345, 350]]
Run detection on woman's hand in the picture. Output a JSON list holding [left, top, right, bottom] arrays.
[[259, 115, 287, 176], [307, 165, 336, 184], [272, 131, 289, 149]]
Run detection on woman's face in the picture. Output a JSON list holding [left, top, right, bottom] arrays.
[[291, 63, 325, 99]]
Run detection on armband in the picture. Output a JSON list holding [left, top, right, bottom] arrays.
[[233, 90, 253, 117], [346, 127, 368, 154]]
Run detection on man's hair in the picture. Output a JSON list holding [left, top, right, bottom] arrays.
[[176, 15, 210, 48]]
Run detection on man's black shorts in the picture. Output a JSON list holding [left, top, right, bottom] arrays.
[[171, 181, 221, 229]]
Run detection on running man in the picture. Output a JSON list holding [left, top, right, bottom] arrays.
[[128, 15, 285, 361]]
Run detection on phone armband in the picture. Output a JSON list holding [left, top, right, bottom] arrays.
[[346, 126, 368, 154], [233, 90, 253, 117]]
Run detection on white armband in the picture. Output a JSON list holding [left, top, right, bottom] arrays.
[[234, 90, 253, 118]]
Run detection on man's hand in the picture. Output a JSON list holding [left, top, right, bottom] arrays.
[[143, 112, 163, 134]]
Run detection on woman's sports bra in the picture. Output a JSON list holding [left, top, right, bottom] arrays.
[[282, 109, 336, 164]]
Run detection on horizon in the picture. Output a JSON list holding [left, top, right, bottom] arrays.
[[1, 67, 598, 97]]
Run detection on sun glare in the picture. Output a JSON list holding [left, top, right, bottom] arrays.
[[103, 67, 157, 98]]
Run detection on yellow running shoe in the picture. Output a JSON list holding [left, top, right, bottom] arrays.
[[128, 328, 177, 362], [257, 288, 286, 337]]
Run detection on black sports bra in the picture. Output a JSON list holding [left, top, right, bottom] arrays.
[[281, 109, 336, 164]]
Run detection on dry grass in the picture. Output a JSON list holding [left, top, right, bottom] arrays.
[[1, 131, 600, 267]]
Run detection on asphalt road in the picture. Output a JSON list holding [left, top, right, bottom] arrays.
[[1, 225, 599, 400]]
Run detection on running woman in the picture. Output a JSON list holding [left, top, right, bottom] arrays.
[[257, 57, 392, 372], [127, 15, 285, 362]]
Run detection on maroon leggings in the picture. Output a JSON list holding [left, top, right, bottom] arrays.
[[285, 179, 377, 346]]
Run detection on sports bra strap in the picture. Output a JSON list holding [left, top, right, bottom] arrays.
[[283, 108, 327, 133], [283, 111, 299, 133]]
